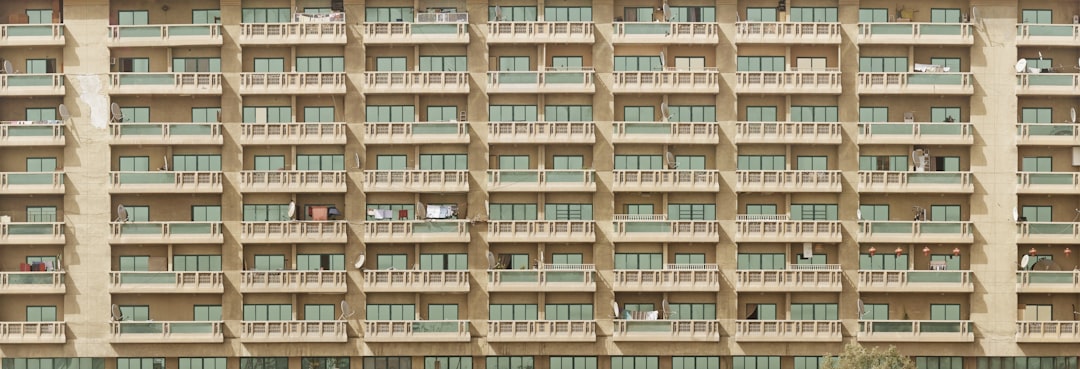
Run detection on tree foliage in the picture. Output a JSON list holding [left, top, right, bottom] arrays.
[[822, 343, 915, 369]]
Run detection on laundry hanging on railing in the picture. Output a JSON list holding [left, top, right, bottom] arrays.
[[624, 310, 660, 320], [367, 208, 394, 220], [425, 204, 458, 219]]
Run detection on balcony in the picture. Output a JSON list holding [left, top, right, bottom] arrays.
[[364, 321, 470, 342], [0, 223, 65, 245], [487, 170, 596, 192], [363, 270, 470, 293], [612, 70, 719, 94], [1016, 222, 1080, 244], [858, 73, 973, 95], [857, 23, 973, 45], [735, 22, 841, 44], [487, 220, 595, 243], [612, 170, 719, 193], [109, 222, 223, 244], [488, 22, 594, 43], [363, 13, 469, 44], [0, 24, 65, 46], [0, 322, 65, 344], [858, 221, 974, 244], [240, 171, 347, 193], [487, 70, 596, 94], [238, 122, 346, 146], [858, 320, 974, 342], [612, 22, 718, 44], [108, 271, 223, 294], [859, 122, 974, 145], [736, 171, 842, 193], [1017, 321, 1080, 343], [1017, 123, 1080, 146], [109, 122, 222, 145], [240, 221, 348, 244], [735, 217, 842, 243], [611, 265, 719, 292], [363, 72, 469, 94], [109, 73, 221, 95], [0, 272, 65, 294], [109, 321, 223, 343], [1017, 24, 1080, 46], [612, 122, 718, 144], [0, 172, 64, 194], [488, 122, 595, 144], [1016, 73, 1080, 96], [858, 270, 973, 293], [240, 321, 348, 342], [240, 19, 346, 45], [240, 271, 347, 293], [364, 122, 470, 145], [858, 171, 973, 194], [735, 122, 841, 145], [108, 172, 222, 193], [486, 320, 596, 342], [488, 266, 595, 292], [363, 170, 468, 193], [735, 71, 842, 94], [0, 74, 65, 96], [0, 121, 64, 146], [1017, 271, 1080, 293], [240, 73, 345, 95], [363, 220, 471, 243], [735, 266, 844, 292], [613, 320, 720, 342], [610, 218, 719, 243], [735, 320, 843, 342], [107, 24, 221, 47]]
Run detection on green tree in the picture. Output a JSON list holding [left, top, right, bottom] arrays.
[[822, 343, 915, 369]]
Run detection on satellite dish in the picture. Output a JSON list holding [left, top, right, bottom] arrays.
[[486, 251, 496, 269], [1015, 59, 1028, 73], [111, 304, 124, 321], [110, 102, 124, 122], [1012, 207, 1019, 222], [1020, 254, 1031, 270], [659, 52, 666, 69], [1039, 52, 1044, 60], [162, 155, 169, 171], [970, 7, 979, 22], [116, 205, 128, 222], [354, 254, 366, 269], [612, 301, 620, 318], [494, 6, 502, 21], [338, 300, 355, 320], [2, 60, 12, 74], [1071, 107, 1076, 123], [857, 209, 863, 221], [661, 298, 670, 319], [662, 3, 671, 21], [857, 299, 865, 318], [665, 152, 677, 169], [58, 104, 70, 121], [288, 201, 296, 220]]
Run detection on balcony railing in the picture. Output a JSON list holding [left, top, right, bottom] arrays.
[[612, 70, 719, 93], [240, 221, 348, 243], [364, 320, 471, 342], [486, 320, 596, 342], [612, 22, 718, 43], [240, 270, 347, 293], [0, 74, 65, 96], [610, 220, 719, 243], [363, 220, 471, 243], [1017, 271, 1080, 293], [735, 71, 842, 94], [109, 122, 221, 144], [612, 170, 719, 192], [239, 122, 346, 145], [107, 24, 221, 46], [857, 22, 973, 44], [363, 16, 469, 44], [488, 267, 596, 292], [1017, 123, 1080, 145], [612, 121, 718, 144], [363, 72, 469, 94], [0, 222, 65, 245], [1017, 222, 1080, 244], [0, 121, 64, 146], [735, 320, 843, 342], [735, 122, 841, 144], [488, 170, 596, 192], [735, 22, 841, 43], [241, 320, 347, 342], [1017, 24, 1080, 45], [858, 320, 974, 342], [109, 73, 221, 94], [109, 171, 222, 193], [240, 22, 346, 44], [736, 170, 842, 192], [364, 270, 470, 293], [488, 122, 595, 144], [364, 170, 469, 192], [108, 271, 222, 293], [488, 22, 594, 43], [735, 266, 843, 292], [240, 73, 345, 94], [240, 171, 346, 193], [1017, 321, 1080, 342], [1016, 74, 1080, 95], [0, 271, 65, 294], [109, 222, 222, 244], [364, 122, 470, 144], [110, 321, 223, 343], [859, 122, 973, 145], [613, 320, 720, 342], [0, 322, 65, 343], [858, 72, 973, 94], [487, 220, 595, 243], [0, 172, 64, 194], [0, 24, 65, 46], [612, 265, 719, 291], [487, 70, 596, 93], [858, 171, 973, 193], [858, 221, 974, 243], [858, 270, 973, 292], [735, 218, 842, 243]]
